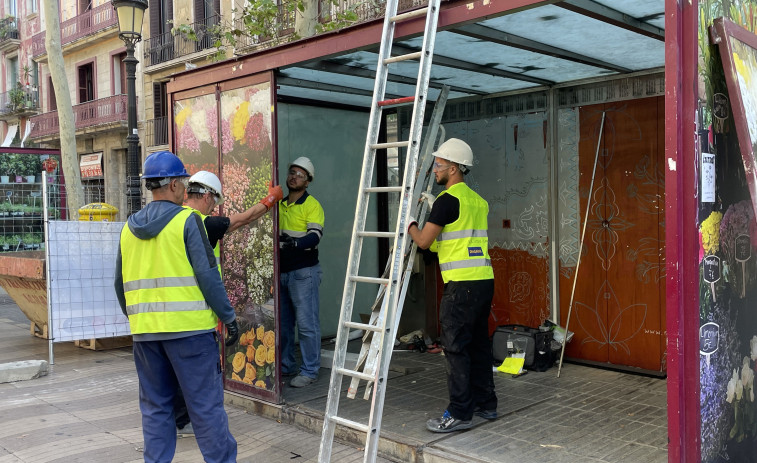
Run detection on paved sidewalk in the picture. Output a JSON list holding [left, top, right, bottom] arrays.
[[0, 288, 668, 463], [0, 302, 387, 463]]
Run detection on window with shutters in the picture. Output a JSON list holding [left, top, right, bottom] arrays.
[[113, 52, 126, 95], [77, 62, 94, 103], [79, 0, 91, 13], [7, 0, 16, 18], [153, 82, 167, 145], [6, 56, 17, 90], [48, 76, 56, 111]]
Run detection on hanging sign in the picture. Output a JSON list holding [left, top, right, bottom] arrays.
[[699, 322, 719, 367], [703, 255, 721, 302], [80, 152, 103, 178], [736, 234, 751, 297], [701, 153, 716, 203]]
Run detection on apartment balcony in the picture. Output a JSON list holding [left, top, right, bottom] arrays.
[[31, 3, 117, 59], [143, 15, 220, 69], [233, 0, 423, 52], [28, 95, 128, 142], [144, 116, 168, 147], [0, 17, 20, 53], [0, 88, 40, 119]]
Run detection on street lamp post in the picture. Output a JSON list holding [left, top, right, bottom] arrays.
[[112, 0, 148, 215]]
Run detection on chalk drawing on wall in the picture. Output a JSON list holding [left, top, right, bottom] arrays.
[[575, 280, 648, 355]]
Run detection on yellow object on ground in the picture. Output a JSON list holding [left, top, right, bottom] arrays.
[[497, 356, 525, 375], [78, 203, 118, 222]]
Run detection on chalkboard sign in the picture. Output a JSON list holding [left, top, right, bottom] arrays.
[[703, 255, 721, 283], [703, 255, 721, 302], [736, 234, 751, 262], [700, 322, 719, 366]]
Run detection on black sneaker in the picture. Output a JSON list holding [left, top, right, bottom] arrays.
[[474, 407, 497, 420], [426, 410, 472, 433]]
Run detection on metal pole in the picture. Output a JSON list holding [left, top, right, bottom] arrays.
[[556, 111, 605, 378], [43, 170, 53, 365], [124, 40, 141, 215]]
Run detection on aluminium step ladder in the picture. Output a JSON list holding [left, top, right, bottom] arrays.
[[318, 0, 442, 461]]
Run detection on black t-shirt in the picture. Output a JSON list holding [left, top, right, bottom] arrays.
[[203, 216, 231, 248], [427, 193, 459, 227]]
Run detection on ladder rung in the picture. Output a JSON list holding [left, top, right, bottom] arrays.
[[358, 231, 395, 238], [384, 51, 422, 64], [371, 141, 410, 150], [350, 275, 390, 285], [364, 186, 403, 193], [378, 96, 415, 107], [329, 415, 370, 434], [391, 7, 428, 23], [344, 321, 382, 333], [337, 367, 375, 383]]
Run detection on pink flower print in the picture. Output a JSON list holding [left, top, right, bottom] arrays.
[[178, 120, 200, 153], [245, 113, 269, 152]]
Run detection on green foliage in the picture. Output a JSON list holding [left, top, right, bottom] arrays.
[[7, 83, 24, 110], [171, 0, 363, 62]]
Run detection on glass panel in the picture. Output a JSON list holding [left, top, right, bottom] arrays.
[[219, 82, 278, 400]]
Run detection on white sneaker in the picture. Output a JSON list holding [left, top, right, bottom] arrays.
[[177, 422, 194, 438]]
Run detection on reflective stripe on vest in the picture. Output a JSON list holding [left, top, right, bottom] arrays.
[[433, 183, 494, 283], [120, 208, 218, 334]]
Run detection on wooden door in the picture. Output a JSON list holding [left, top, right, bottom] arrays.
[[560, 97, 666, 372]]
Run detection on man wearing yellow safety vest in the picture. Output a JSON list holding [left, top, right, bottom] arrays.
[[114, 151, 238, 462], [408, 138, 497, 433], [173, 170, 283, 437], [279, 156, 324, 388]]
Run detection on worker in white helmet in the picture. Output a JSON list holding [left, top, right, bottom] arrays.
[[407, 138, 497, 433], [279, 156, 324, 388], [173, 170, 283, 437]]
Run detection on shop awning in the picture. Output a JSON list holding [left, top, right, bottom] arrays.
[[1, 125, 17, 147]]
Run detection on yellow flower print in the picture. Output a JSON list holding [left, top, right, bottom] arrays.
[[231, 101, 250, 141], [232, 352, 246, 373], [175, 106, 192, 130]]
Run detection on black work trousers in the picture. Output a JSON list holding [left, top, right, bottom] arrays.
[[440, 279, 497, 421]]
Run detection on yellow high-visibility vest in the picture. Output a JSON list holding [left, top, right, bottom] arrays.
[[432, 183, 493, 283], [120, 208, 218, 334]]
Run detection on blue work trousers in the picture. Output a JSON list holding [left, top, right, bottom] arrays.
[[280, 264, 322, 378], [133, 332, 237, 463]]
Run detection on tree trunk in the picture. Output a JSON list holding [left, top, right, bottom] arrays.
[[43, 0, 83, 219], [295, 0, 319, 39]]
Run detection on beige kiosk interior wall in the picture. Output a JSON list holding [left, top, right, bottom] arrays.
[[276, 103, 374, 338]]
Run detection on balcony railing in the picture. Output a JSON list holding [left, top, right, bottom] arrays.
[[0, 87, 39, 115], [234, 0, 426, 50], [29, 95, 128, 139], [31, 3, 117, 58], [144, 116, 169, 147], [0, 16, 19, 42], [144, 15, 221, 67]]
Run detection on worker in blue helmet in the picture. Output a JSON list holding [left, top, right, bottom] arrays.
[[114, 150, 238, 462]]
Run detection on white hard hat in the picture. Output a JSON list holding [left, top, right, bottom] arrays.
[[188, 171, 224, 205], [433, 138, 473, 167], [290, 156, 315, 181]]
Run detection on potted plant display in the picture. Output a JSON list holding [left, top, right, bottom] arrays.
[[0, 155, 9, 183]]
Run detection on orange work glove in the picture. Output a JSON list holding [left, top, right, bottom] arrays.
[[259, 181, 284, 211]]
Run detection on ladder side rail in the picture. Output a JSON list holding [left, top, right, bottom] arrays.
[[318, 0, 403, 460], [362, 2, 441, 461], [355, 87, 450, 400]]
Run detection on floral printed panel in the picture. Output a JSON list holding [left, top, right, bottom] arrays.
[[174, 92, 220, 175], [218, 82, 278, 396]]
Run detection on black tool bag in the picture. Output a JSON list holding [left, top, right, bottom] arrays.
[[491, 324, 555, 372]]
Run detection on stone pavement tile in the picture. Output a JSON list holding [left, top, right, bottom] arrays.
[[11, 432, 129, 463], [613, 443, 667, 463], [46, 444, 143, 463], [579, 436, 631, 460], [0, 411, 86, 440]]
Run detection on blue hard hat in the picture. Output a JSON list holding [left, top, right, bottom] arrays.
[[141, 151, 190, 179]]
